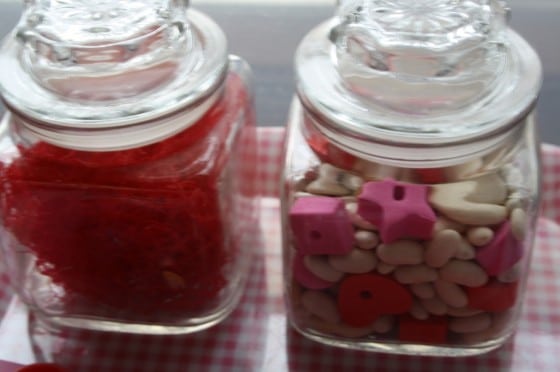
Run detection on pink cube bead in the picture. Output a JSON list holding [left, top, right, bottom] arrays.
[[289, 196, 354, 255], [476, 221, 524, 276]]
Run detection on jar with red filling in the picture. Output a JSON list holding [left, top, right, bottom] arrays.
[[0, 0, 258, 334], [282, 0, 542, 356]]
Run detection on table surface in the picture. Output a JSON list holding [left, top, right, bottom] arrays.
[[0, 0, 558, 143]]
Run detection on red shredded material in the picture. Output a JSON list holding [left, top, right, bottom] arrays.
[[0, 74, 251, 321]]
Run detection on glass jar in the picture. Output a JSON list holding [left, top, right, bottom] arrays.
[[282, 0, 542, 356], [0, 1, 258, 334]]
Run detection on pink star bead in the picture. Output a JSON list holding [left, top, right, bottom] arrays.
[[476, 221, 524, 276], [358, 179, 436, 243], [289, 196, 354, 255]]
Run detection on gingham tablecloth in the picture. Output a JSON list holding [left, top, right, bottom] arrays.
[[0, 127, 559, 372]]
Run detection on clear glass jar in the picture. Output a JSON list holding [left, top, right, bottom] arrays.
[[282, 0, 542, 356], [0, 1, 258, 334]]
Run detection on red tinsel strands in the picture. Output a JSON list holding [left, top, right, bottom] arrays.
[[0, 74, 255, 322]]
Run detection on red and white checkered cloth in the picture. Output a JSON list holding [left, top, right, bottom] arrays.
[[0, 128, 559, 371]]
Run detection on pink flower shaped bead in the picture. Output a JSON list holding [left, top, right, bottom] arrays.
[[358, 179, 436, 243]]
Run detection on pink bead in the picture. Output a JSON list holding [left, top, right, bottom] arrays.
[[357, 179, 436, 243], [293, 253, 334, 290], [476, 221, 524, 276], [290, 196, 354, 255]]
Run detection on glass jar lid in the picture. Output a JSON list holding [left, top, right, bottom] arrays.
[[296, 0, 542, 166], [0, 0, 227, 128]]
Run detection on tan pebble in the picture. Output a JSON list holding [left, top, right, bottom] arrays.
[[466, 227, 494, 247], [410, 283, 436, 299], [510, 208, 527, 241], [394, 265, 438, 284], [410, 300, 430, 320], [377, 240, 424, 265], [377, 262, 396, 275], [304, 255, 345, 282], [328, 248, 377, 274], [433, 216, 466, 234], [425, 229, 461, 268], [434, 279, 468, 308], [449, 313, 492, 333], [373, 315, 396, 334], [345, 202, 377, 230], [355, 230, 379, 250], [497, 262, 523, 283], [421, 297, 448, 316], [440, 260, 488, 287], [305, 316, 375, 338], [429, 173, 508, 225], [447, 306, 484, 317], [301, 290, 340, 323]]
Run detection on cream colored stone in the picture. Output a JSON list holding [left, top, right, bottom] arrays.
[[433, 216, 467, 234], [377, 240, 424, 265], [301, 290, 340, 324], [454, 240, 476, 260], [304, 255, 344, 282], [421, 297, 448, 316], [429, 173, 508, 225], [466, 227, 494, 247], [354, 230, 379, 250], [410, 283, 435, 299], [376, 262, 396, 275], [306, 163, 354, 196], [510, 208, 527, 241], [345, 202, 377, 230], [353, 160, 400, 181], [425, 229, 461, 268], [434, 279, 468, 308], [328, 248, 377, 274], [440, 260, 489, 287], [394, 265, 438, 284], [373, 315, 395, 334], [409, 300, 430, 320]]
